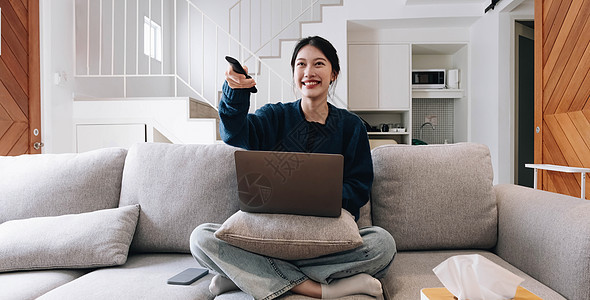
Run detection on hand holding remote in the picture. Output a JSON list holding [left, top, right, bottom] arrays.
[[225, 56, 257, 93]]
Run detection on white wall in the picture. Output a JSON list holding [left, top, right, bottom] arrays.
[[470, 11, 501, 182], [453, 45, 469, 143], [469, 0, 532, 184], [40, 0, 76, 153], [192, 0, 236, 31]]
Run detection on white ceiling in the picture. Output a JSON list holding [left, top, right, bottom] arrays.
[[347, 0, 532, 32], [347, 0, 492, 31]]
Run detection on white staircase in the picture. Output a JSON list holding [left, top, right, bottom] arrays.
[[229, 0, 342, 60], [73, 0, 342, 145]]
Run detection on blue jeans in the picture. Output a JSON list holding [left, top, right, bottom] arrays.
[[190, 224, 396, 300]]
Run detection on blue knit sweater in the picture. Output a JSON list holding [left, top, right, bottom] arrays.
[[218, 82, 373, 220]]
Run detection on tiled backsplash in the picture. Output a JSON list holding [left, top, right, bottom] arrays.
[[412, 98, 454, 144]]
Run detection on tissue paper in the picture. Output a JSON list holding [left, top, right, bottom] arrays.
[[432, 254, 525, 300]]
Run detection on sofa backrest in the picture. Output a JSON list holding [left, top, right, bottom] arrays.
[[356, 202, 372, 228], [370, 143, 497, 251], [0, 148, 127, 223], [119, 142, 241, 253]]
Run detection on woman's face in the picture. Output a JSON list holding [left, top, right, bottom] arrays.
[[293, 45, 336, 103]]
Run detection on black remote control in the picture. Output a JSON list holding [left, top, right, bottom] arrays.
[[225, 56, 257, 93]]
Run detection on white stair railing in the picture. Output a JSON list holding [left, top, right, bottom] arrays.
[[74, 0, 297, 111], [229, 0, 342, 59]]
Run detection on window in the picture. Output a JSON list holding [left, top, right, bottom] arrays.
[[144, 16, 162, 62]]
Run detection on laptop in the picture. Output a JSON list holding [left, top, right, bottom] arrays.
[[234, 150, 344, 217]]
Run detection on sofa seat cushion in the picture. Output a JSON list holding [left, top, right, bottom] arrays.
[[119, 143, 241, 253], [0, 147, 127, 223], [384, 250, 565, 300], [37, 254, 214, 300], [0, 269, 89, 300], [371, 143, 497, 251]]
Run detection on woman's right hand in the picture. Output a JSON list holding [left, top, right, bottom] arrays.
[[225, 65, 256, 90]]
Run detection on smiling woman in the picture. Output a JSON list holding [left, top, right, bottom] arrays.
[[190, 36, 397, 300], [291, 38, 339, 124]]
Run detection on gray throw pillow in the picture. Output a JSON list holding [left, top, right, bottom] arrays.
[[118, 143, 241, 253], [0, 147, 127, 223], [214, 209, 363, 260], [0, 205, 140, 272], [370, 143, 497, 251]]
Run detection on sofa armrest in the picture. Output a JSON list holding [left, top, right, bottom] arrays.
[[494, 184, 590, 300]]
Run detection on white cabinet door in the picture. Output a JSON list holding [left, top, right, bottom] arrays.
[[348, 44, 410, 110], [379, 44, 410, 109], [76, 124, 146, 153], [348, 45, 379, 109]]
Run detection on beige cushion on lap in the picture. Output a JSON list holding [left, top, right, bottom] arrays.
[[0, 205, 140, 272], [214, 209, 363, 260]]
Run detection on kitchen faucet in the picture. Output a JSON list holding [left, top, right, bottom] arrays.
[[420, 122, 436, 140]]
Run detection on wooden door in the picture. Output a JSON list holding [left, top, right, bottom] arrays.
[[534, 0, 590, 198], [0, 0, 41, 156]]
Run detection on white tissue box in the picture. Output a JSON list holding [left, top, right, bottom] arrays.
[[420, 287, 541, 300]]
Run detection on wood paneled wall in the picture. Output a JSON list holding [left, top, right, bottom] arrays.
[[535, 0, 590, 198], [0, 0, 40, 156]]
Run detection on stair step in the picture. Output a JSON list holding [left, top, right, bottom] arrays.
[[190, 98, 220, 140]]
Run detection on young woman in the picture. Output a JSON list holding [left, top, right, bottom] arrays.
[[190, 36, 396, 299]]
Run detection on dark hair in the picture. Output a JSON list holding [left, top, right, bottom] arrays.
[[290, 36, 340, 79]]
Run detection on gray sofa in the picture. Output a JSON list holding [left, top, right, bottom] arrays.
[[1, 142, 588, 300]]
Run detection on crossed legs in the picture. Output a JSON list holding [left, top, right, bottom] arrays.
[[190, 224, 396, 299]]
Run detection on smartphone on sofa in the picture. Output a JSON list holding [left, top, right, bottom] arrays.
[[167, 268, 209, 285]]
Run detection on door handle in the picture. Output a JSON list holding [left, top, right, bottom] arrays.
[[33, 142, 44, 150]]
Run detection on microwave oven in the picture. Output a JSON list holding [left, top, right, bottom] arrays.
[[412, 69, 445, 89]]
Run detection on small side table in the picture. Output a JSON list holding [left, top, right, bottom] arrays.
[[525, 164, 590, 200]]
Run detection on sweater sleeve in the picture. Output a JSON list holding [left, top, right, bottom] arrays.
[[341, 116, 374, 221], [218, 81, 280, 150]]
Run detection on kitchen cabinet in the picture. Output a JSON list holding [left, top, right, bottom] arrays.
[[348, 45, 379, 109], [347, 42, 470, 145], [348, 44, 411, 144], [348, 44, 410, 110], [379, 44, 410, 109]]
